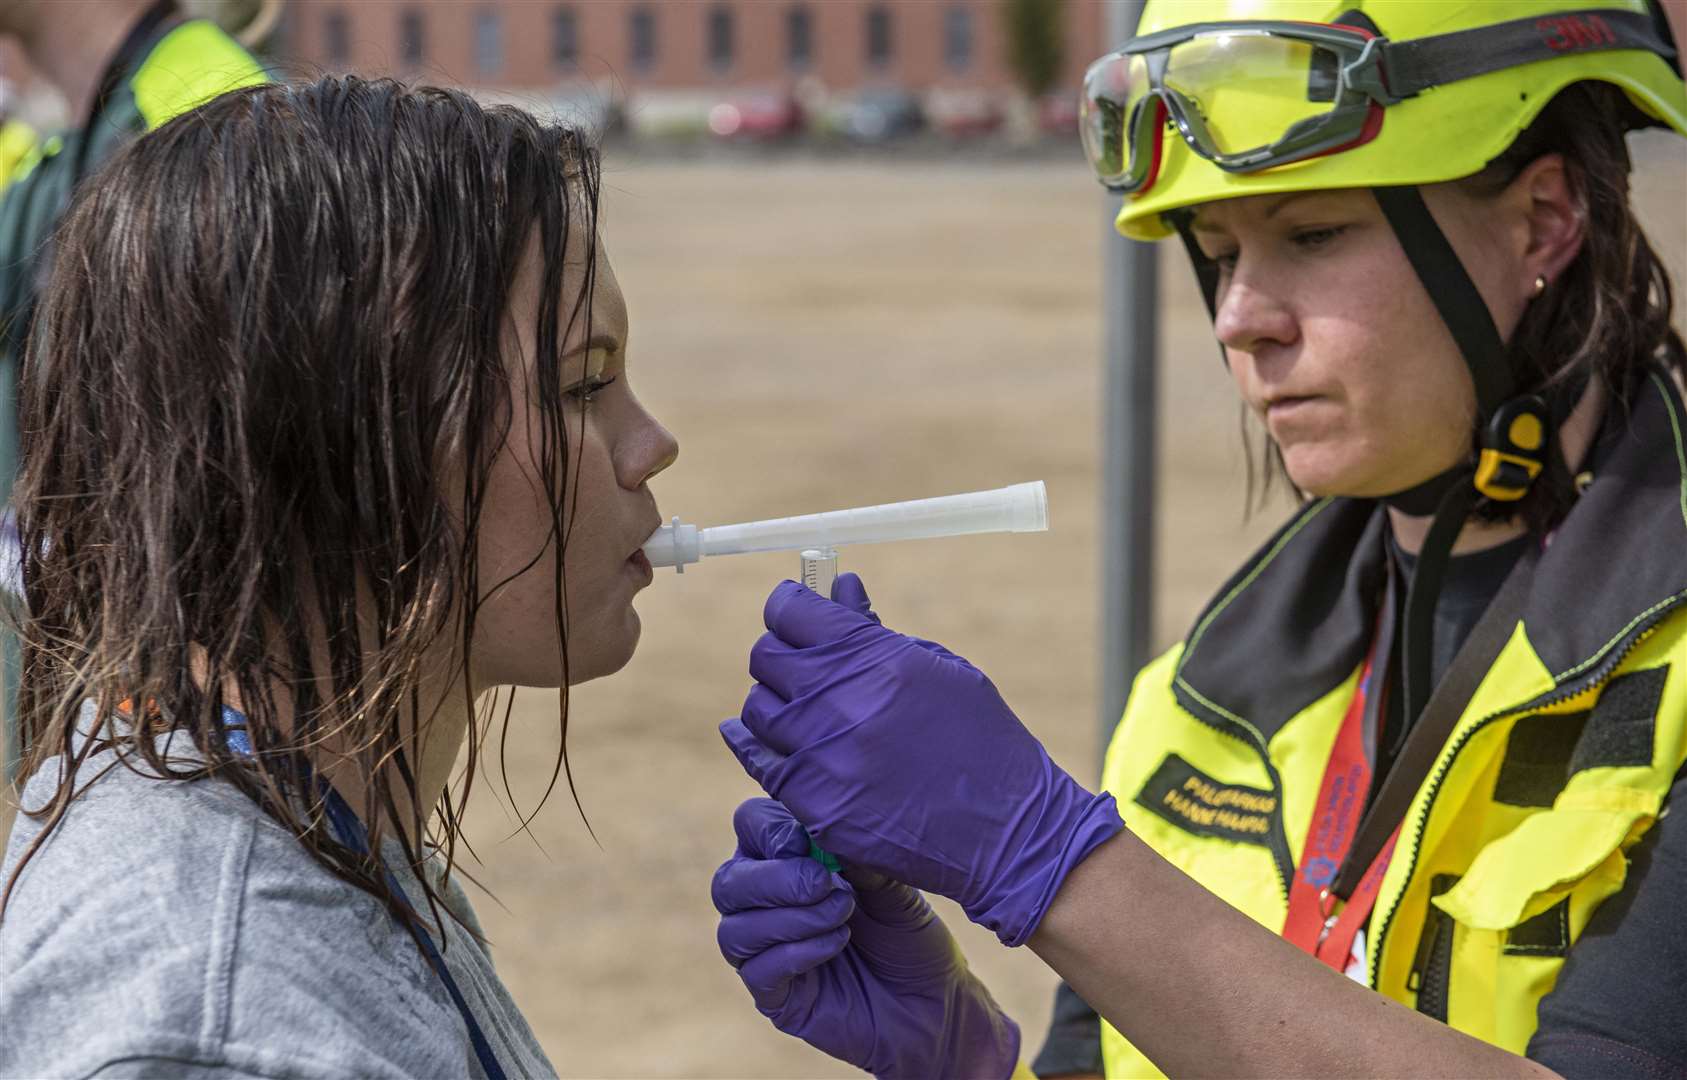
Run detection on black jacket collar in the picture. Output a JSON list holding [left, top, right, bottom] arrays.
[[1173, 370, 1687, 744]]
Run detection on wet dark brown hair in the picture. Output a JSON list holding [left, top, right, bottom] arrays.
[[1245, 81, 1686, 526], [2, 76, 602, 946]]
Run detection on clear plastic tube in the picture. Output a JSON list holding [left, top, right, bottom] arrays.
[[800, 547, 838, 599], [643, 481, 1048, 571]]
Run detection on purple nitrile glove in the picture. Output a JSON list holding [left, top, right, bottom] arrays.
[[713, 797, 1020, 1080], [720, 573, 1123, 948]]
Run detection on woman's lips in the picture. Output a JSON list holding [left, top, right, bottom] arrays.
[[1265, 395, 1322, 422], [627, 548, 654, 585]]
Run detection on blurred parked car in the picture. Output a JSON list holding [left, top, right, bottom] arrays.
[[626, 92, 716, 140], [830, 88, 923, 143], [924, 88, 1004, 138], [709, 90, 805, 140]]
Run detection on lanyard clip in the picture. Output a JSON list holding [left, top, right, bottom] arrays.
[[1316, 888, 1345, 946]]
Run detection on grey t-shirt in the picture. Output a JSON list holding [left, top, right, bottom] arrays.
[[0, 716, 557, 1079]]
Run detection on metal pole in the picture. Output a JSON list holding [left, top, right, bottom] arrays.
[[1098, 0, 1158, 766]]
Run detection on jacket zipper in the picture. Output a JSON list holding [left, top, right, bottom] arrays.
[[1406, 873, 1460, 1020], [1367, 599, 1684, 987]]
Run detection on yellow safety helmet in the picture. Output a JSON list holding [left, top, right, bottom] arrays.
[[1089, 0, 1686, 241]]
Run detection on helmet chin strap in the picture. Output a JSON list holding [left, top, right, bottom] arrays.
[[1380, 467, 1463, 517], [1369, 178, 1516, 522], [1370, 184, 1552, 725]]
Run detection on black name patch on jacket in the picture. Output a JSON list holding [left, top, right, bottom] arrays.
[[1135, 754, 1278, 846]]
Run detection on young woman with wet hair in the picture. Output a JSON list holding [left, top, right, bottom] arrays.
[[0, 76, 677, 1078], [711, 2, 1687, 1077]]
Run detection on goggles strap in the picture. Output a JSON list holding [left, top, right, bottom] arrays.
[[1382, 9, 1676, 100]]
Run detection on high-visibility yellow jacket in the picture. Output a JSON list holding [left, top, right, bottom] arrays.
[[1099, 369, 1687, 1077]]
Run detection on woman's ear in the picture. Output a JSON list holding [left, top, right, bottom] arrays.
[[1509, 152, 1586, 298]]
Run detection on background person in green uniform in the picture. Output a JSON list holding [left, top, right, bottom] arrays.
[[0, 0, 268, 814], [709, 2, 1687, 1076]]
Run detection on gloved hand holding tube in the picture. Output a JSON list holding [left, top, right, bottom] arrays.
[[719, 573, 1124, 948], [712, 797, 1021, 1080]]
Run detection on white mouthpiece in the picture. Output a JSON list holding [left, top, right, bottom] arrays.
[[642, 481, 1048, 570], [641, 517, 700, 571]]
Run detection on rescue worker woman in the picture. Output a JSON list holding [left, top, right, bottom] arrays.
[[711, 1, 1687, 1076], [0, 77, 677, 1077]]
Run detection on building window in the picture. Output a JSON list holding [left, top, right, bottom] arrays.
[[865, 4, 893, 68], [943, 6, 973, 71], [474, 10, 503, 76], [786, 4, 812, 71], [323, 9, 350, 65], [707, 5, 734, 72], [552, 6, 579, 70], [629, 6, 657, 72], [398, 8, 425, 67]]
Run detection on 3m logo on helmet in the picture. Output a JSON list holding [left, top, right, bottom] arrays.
[[1536, 13, 1617, 51]]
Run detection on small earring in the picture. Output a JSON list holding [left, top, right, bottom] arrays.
[[1533, 275, 1548, 297]]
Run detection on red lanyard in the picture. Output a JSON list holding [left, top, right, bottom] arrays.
[[1281, 639, 1403, 971]]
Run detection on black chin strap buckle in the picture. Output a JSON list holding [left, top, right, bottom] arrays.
[[1474, 395, 1550, 502]]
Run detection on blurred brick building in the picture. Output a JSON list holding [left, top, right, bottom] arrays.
[[272, 0, 1105, 95]]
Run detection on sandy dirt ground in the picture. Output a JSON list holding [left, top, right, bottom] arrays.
[[453, 138, 1686, 1078]]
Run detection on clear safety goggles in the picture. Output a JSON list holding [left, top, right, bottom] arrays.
[[1081, 9, 1676, 194]]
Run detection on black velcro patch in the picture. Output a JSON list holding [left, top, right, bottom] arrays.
[[1571, 665, 1668, 773], [1134, 754, 1278, 847], [1504, 898, 1571, 957], [1493, 711, 1590, 807]]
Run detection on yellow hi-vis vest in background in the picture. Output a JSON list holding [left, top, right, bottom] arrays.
[[0, 121, 37, 193], [1098, 369, 1687, 1078]]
